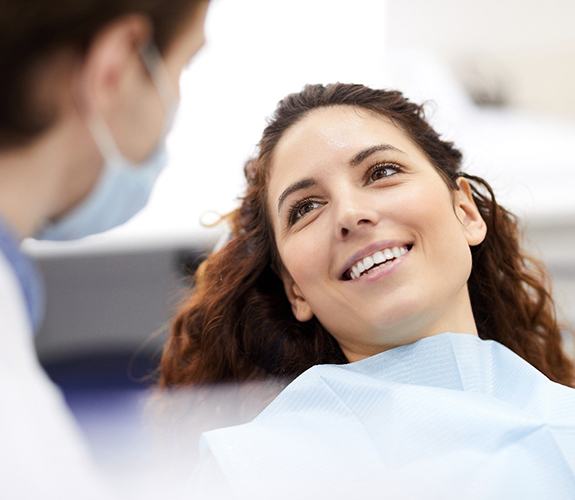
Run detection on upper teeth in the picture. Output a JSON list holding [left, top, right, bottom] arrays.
[[349, 246, 408, 280]]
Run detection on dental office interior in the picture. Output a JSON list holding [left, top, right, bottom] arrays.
[[24, 0, 575, 489]]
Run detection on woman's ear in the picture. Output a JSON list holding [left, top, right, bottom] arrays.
[[454, 177, 487, 247], [281, 270, 314, 322]]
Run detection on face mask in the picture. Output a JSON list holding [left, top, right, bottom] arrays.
[[37, 43, 178, 241]]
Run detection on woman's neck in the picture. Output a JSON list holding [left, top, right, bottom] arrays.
[[340, 288, 479, 362]]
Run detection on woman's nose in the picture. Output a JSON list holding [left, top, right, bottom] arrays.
[[335, 198, 379, 239]]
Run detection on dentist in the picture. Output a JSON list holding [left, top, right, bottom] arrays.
[[0, 1, 208, 497]]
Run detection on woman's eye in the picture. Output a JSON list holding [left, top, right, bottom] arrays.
[[367, 163, 401, 183], [288, 198, 323, 225]]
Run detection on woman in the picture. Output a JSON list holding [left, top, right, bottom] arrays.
[[160, 83, 575, 498], [0, 1, 208, 498]]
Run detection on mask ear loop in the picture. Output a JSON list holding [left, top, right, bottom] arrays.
[[139, 42, 179, 134], [87, 113, 123, 168]]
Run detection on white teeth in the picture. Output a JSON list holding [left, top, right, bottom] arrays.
[[347, 245, 411, 280], [363, 255, 374, 270], [373, 251, 385, 264]]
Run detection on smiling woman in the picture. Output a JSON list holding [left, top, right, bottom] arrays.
[[267, 104, 490, 362], [160, 83, 574, 385], [158, 83, 575, 498]]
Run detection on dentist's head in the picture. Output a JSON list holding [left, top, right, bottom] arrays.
[[0, 0, 209, 240]]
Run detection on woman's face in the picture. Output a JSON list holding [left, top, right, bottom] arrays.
[[266, 106, 486, 360]]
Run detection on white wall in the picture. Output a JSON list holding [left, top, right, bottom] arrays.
[[386, 0, 575, 118]]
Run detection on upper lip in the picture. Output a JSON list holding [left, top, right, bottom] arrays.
[[338, 240, 414, 280]]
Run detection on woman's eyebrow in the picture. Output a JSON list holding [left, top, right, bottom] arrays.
[[349, 144, 405, 166], [276, 144, 405, 214], [277, 178, 316, 214]]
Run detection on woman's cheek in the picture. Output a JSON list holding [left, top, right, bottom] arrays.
[[282, 230, 326, 291], [280, 238, 309, 284]]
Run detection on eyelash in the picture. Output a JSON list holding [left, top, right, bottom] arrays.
[[364, 162, 402, 183], [286, 162, 402, 226], [287, 196, 323, 226]]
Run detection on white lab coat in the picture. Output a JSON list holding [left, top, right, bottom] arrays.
[[0, 252, 113, 500]]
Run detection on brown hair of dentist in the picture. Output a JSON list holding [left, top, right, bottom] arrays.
[[160, 83, 575, 388], [0, 0, 206, 148]]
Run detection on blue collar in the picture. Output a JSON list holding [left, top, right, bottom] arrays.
[[0, 217, 44, 333]]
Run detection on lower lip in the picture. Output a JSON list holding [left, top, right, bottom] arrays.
[[351, 249, 411, 283]]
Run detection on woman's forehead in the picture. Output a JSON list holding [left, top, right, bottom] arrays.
[[268, 106, 422, 185]]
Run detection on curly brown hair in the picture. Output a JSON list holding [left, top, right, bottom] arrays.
[[159, 83, 575, 388]]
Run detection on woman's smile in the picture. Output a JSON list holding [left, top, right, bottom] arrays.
[[339, 241, 413, 281]]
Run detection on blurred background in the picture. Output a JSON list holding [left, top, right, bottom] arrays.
[[22, 0, 575, 453]]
